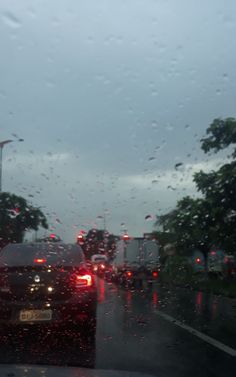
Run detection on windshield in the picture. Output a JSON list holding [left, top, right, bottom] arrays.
[[0, 0, 236, 376], [0, 243, 84, 266]]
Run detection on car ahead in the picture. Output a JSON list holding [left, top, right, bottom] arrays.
[[0, 242, 97, 333], [112, 238, 160, 288], [91, 254, 108, 276]]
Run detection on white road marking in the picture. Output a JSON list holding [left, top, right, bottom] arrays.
[[154, 310, 236, 357]]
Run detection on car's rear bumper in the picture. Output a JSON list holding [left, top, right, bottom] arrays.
[[0, 290, 97, 326]]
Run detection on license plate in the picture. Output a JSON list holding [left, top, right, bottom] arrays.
[[19, 309, 52, 322]]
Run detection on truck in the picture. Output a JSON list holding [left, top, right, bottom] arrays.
[[111, 237, 160, 288], [90, 254, 108, 276]]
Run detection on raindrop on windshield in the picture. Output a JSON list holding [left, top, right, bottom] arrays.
[[175, 162, 184, 170], [2, 11, 22, 29], [151, 121, 159, 130]]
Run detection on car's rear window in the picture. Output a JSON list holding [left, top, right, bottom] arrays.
[[94, 257, 106, 262], [0, 243, 84, 267]]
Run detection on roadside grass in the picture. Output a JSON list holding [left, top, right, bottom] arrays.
[[193, 278, 236, 298], [160, 256, 236, 298]]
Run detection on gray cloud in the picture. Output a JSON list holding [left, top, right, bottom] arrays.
[[1, 0, 236, 240]]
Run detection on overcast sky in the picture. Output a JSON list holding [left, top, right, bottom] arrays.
[[1, 0, 236, 241]]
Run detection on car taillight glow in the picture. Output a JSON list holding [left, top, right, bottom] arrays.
[[100, 264, 105, 269], [74, 274, 93, 287], [152, 271, 158, 278], [196, 258, 201, 264], [34, 258, 46, 264], [127, 271, 132, 277]]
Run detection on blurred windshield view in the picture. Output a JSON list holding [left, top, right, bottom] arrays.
[[0, 1, 236, 376]]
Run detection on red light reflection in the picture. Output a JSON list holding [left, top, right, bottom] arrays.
[[195, 291, 203, 313], [98, 278, 105, 303], [126, 290, 132, 310], [152, 291, 158, 309], [34, 258, 46, 264], [211, 298, 218, 320]]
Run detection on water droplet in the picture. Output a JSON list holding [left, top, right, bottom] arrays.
[[151, 120, 159, 130], [148, 156, 156, 161], [145, 215, 153, 221], [27, 8, 36, 18], [222, 73, 228, 81], [46, 80, 55, 88], [165, 124, 174, 131], [2, 11, 21, 29], [175, 162, 184, 170], [167, 185, 176, 191]]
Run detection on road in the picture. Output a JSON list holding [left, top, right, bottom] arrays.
[[0, 278, 235, 377]]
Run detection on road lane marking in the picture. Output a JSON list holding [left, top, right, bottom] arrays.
[[154, 310, 236, 357]]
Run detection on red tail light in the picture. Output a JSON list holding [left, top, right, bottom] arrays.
[[34, 258, 46, 264], [71, 272, 93, 287], [123, 234, 130, 241], [100, 264, 105, 269], [127, 271, 132, 278], [152, 271, 158, 279]]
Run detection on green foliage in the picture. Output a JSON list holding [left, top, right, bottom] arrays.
[[201, 117, 236, 157], [83, 228, 117, 260], [194, 161, 236, 253], [157, 196, 215, 257], [0, 192, 48, 247], [160, 255, 194, 285], [156, 117, 236, 259]]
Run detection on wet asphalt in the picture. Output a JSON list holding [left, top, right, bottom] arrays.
[[0, 278, 235, 377]]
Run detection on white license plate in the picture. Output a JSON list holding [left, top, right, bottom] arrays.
[[19, 309, 52, 322]]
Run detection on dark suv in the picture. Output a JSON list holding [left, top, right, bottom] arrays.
[[0, 243, 97, 333]]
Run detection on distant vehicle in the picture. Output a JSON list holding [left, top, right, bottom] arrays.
[[0, 243, 97, 333], [40, 233, 62, 243], [208, 249, 225, 275], [192, 249, 236, 277], [222, 254, 236, 277], [111, 237, 160, 288], [91, 254, 108, 276]]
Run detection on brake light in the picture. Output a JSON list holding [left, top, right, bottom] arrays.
[[74, 274, 93, 287], [100, 264, 105, 269], [34, 258, 46, 264], [152, 271, 158, 278], [196, 258, 201, 264], [127, 271, 132, 278]]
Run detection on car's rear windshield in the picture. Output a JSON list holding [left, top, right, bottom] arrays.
[[94, 257, 106, 262], [0, 243, 84, 267]]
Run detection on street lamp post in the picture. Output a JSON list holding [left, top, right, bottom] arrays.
[[0, 140, 13, 192]]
